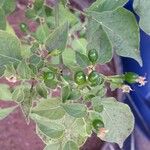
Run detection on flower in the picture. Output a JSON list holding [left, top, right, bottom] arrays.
[[97, 128, 109, 139], [136, 76, 147, 86], [87, 65, 95, 74], [121, 85, 133, 93], [6, 75, 17, 83]]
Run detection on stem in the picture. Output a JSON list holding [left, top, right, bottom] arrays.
[[54, 0, 64, 73], [87, 86, 91, 91], [55, 0, 59, 27], [30, 78, 35, 93]]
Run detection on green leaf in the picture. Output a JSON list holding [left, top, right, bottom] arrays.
[[63, 140, 78, 150], [30, 42, 39, 53], [2, 0, 16, 15], [86, 19, 112, 64], [5, 22, 16, 35], [59, 4, 77, 25], [44, 143, 62, 150], [21, 44, 32, 59], [61, 85, 71, 102], [0, 8, 6, 30], [133, 0, 150, 35], [12, 86, 24, 103], [86, 0, 128, 12], [68, 89, 81, 101], [62, 48, 76, 67], [35, 23, 50, 44], [62, 103, 87, 118], [36, 83, 48, 98], [92, 96, 103, 113], [89, 110, 103, 121], [0, 84, 12, 101], [82, 84, 106, 101], [17, 61, 32, 79], [20, 87, 35, 124], [25, 9, 36, 19], [29, 54, 44, 70], [99, 97, 135, 148], [0, 106, 16, 120], [72, 38, 87, 55], [72, 118, 88, 137], [4, 63, 16, 78], [75, 51, 90, 68], [44, 5, 52, 17], [33, 115, 65, 139], [31, 98, 65, 120], [34, 0, 44, 11], [0, 30, 22, 76], [36, 126, 51, 144], [61, 0, 69, 7], [88, 8, 142, 66], [44, 79, 58, 89], [45, 22, 69, 53]]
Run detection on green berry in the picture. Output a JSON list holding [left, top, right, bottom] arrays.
[[43, 71, 55, 81], [74, 71, 86, 85], [124, 72, 139, 84], [92, 119, 104, 131], [88, 49, 98, 63], [19, 23, 28, 32], [88, 71, 101, 86]]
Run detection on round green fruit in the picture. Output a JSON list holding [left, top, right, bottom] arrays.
[[88, 49, 98, 63], [88, 71, 101, 86], [92, 119, 104, 131], [43, 71, 55, 81], [74, 71, 86, 85], [124, 72, 139, 83], [19, 23, 28, 32]]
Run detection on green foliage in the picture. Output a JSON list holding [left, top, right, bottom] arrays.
[[1, 0, 16, 15], [94, 97, 134, 147], [0, 8, 6, 30], [0, 0, 149, 149], [0, 84, 12, 101], [75, 51, 90, 68], [36, 83, 48, 98], [31, 98, 65, 120], [0, 0, 16, 30], [87, 8, 142, 65], [62, 103, 87, 118], [20, 87, 36, 123], [86, 0, 128, 12], [17, 61, 32, 79], [133, 0, 150, 35], [86, 21, 112, 64], [0, 30, 22, 76], [35, 23, 50, 44], [33, 115, 65, 139], [45, 22, 69, 53], [61, 85, 71, 102], [0, 106, 16, 120], [63, 140, 78, 150]]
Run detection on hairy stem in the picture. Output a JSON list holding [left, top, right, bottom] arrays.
[[54, 0, 64, 72], [55, 0, 59, 27]]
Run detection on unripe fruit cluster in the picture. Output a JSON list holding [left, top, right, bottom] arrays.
[[74, 49, 102, 86]]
